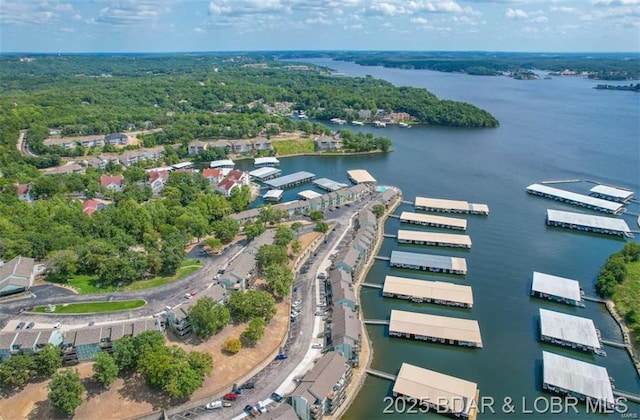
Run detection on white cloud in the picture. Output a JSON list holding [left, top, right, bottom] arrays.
[[94, 0, 173, 26], [593, 0, 639, 5], [193, 27, 205, 33], [530, 15, 548, 22], [549, 6, 578, 13], [505, 8, 528, 18], [0, 0, 78, 25], [410, 17, 429, 24]]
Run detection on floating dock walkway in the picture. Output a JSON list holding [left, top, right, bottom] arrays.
[[366, 368, 397, 381], [364, 319, 390, 325], [361, 283, 383, 289], [383, 233, 396, 238], [613, 389, 640, 404], [601, 339, 631, 350], [374, 255, 390, 261]]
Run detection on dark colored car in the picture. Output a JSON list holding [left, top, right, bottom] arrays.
[[271, 392, 283, 403], [242, 382, 255, 389], [275, 353, 288, 360], [15, 321, 25, 330], [26, 322, 35, 329], [223, 393, 237, 401], [244, 405, 259, 417]]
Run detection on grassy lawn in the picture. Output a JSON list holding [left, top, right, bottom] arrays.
[[272, 139, 314, 156], [612, 260, 640, 340], [55, 259, 203, 294], [34, 299, 145, 314]]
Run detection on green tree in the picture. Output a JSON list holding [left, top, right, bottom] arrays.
[[244, 220, 266, 242], [112, 335, 137, 372], [264, 263, 295, 299], [211, 216, 239, 243], [375, 136, 392, 152], [372, 204, 386, 218], [291, 238, 302, 255], [123, 165, 148, 184], [228, 290, 277, 322], [48, 369, 85, 415], [274, 225, 294, 247], [187, 297, 231, 339], [314, 221, 329, 233], [256, 244, 289, 269], [290, 221, 304, 235], [0, 354, 36, 390], [223, 337, 242, 354], [46, 249, 79, 282], [229, 185, 252, 212], [187, 351, 213, 377], [204, 237, 223, 253], [92, 351, 119, 388], [36, 344, 63, 376], [309, 210, 324, 221], [241, 317, 266, 347], [160, 241, 185, 276]]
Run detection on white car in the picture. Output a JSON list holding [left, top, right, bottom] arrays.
[[205, 400, 223, 410], [53, 322, 62, 329], [311, 343, 323, 349]]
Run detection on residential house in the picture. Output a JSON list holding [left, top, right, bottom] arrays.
[[0, 255, 37, 297], [378, 188, 399, 207], [229, 139, 253, 154], [0, 330, 64, 361], [100, 174, 124, 191], [105, 133, 128, 146], [41, 163, 84, 176], [43, 137, 76, 149], [290, 352, 352, 420], [77, 135, 105, 148], [202, 168, 224, 186], [166, 284, 228, 336], [226, 169, 250, 186], [357, 109, 372, 120], [356, 208, 377, 229], [48, 128, 62, 136], [218, 230, 276, 290], [83, 199, 99, 216], [217, 178, 239, 197], [15, 183, 33, 202], [117, 150, 142, 167], [327, 270, 356, 310], [328, 306, 361, 362], [148, 170, 169, 193], [388, 112, 412, 122], [188, 140, 209, 156], [253, 138, 273, 151], [314, 136, 340, 151], [141, 146, 164, 161], [333, 248, 361, 277]]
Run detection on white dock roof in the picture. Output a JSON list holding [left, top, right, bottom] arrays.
[[383, 276, 473, 306], [172, 161, 194, 169], [264, 171, 315, 188], [547, 209, 631, 234], [400, 212, 467, 230], [531, 272, 582, 302], [254, 157, 280, 166], [590, 185, 634, 200], [415, 197, 489, 214], [298, 190, 322, 200], [540, 308, 601, 349], [543, 351, 615, 406], [390, 251, 467, 274], [313, 178, 349, 191], [209, 159, 235, 168], [249, 167, 281, 178], [347, 169, 376, 184], [397, 230, 472, 247], [393, 363, 478, 417], [389, 309, 482, 346], [263, 189, 284, 200], [527, 184, 623, 212]]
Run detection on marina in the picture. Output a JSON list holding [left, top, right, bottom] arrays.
[[263, 171, 315, 189], [414, 197, 489, 215], [546, 209, 632, 237], [347, 169, 376, 184], [171, 161, 194, 170], [382, 275, 473, 308], [297, 190, 322, 200], [313, 178, 349, 192], [530, 271, 584, 307], [539, 308, 604, 355], [542, 351, 616, 409], [392, 363, 479, 420], [248, 167, 282, 182], [388, 309, 483, 348], [589, 185, 634, 203], [262, 189, 284, 202], [397, 229, 472, 249], [254, 157, 280, 167], [390, 250, 467, 275], [209, 159, 234, 168], [399, 211, 467, 230], [526, 183, 624, 214]]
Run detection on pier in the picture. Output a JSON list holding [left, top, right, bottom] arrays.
[[613, 389, 640, 404], [546, 209, 633, 237], [365, 368, 396, 381], [361, 283, 383, 289], [526, 183, 624, 214], [541, 179, 581, 185], [363, 319, 390, 325], [382, 233, 396, 238], [415, 196, 489, 215], [601, 339, 631, 350], [374, 255, 390, 261], [264, 171, 315, 189], [582, 295, 606, 304]]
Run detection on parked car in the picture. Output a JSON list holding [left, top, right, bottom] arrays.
[[223, 393, 237, 401], [222, 402, 232, 408], [88, 321, 95, 327], [275, 353, 288, 360], [243, 382, 255, 389], [205, 400, 223, 410], [243, 405, 259, 417], [291, 312, 300, 319], [53, 322, 62, 329], [293, 300, 301, 305], [184, 293, 192, 299], [15, 321, 25, 330], [311, 343, 323, 349], [317, 272, 326, 279], [218, 268, 225, 274], [271, 392, 283, 403], [164, 305, 172, 312], [26, 322, 35, 329]]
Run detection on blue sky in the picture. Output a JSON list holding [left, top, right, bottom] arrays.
[[1, 0, 639, 52]]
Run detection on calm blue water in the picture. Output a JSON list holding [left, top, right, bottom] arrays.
[[261, 59, 640, 419]]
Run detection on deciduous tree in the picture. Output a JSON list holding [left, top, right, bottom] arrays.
[[187, 297, 230, 339], [241, 317, 265, 347], [48, 369, 85, 415], [92, 351, 119, 388]]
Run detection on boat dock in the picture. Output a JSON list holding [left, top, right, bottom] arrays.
[[298, 190, 322, 200], [249, 167, 282, 182], [209, 159, 234, 168], [363, 319, 390, 325], [526, 184, 624, 214], [601, 339, 631, 350], [365, 368, 396, 381], [347, 169, 376, 184], [546, 209, 632, 237], [539, 308, 604, 355], [531, 271, 585, 307], [383, 275, 473, 308], [390, 250, 467, 275], [313, 178, 349, 192], [414, 196, 489, 215], [254, 157, 280, 167], [263, 189, 284, 202], [264, 171, 315, 189], [589, 185, 634, 203], [389, 309, 483, 348], [399, 211, 467, 230], [361, 283, 383, 289], [397, 229, 472, 249]]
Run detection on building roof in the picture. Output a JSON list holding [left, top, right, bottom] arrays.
[[546, 209, 631, 234], [263, 189, 284, 200], [589, 185, 634, 200], [249, 167, 281, 180], [13, 331, 41, 349], [100, 174, 123, 187], [330, 274, 356, 305], [313, 178, 349, 192], [414, 197, 489, 214], [264, 171, 315, 189], [390, 251, 467, 274], [291, 352, 348, 402], [0, 332, 17, 349], [298, 190, 322, 200], [148, 170, 169, 183], [217, 178, 237, 192], [399, 212, 467, 230], [261, 403, 298, 420], [74, 327, 103, 346], [393, 362, 478, 417], [383, 275, 473, 306], [542, 351, 615, 405], [202, 168, 223, 179], [389, 309, 482, 346], [171, 161, 194, 170], [397, 230, 472, 247], [209, 159, 235, 168], [254, 157, 280, 166], [16, 184, 29, 195], [83, 199, 99, 215], [540, 308, 601, 349], [347, 169, 376, 184], [527, 184, 623, 213], [0, 256, 36, 292], [531, 272, 582, 302], [331, 306, 360, 343]]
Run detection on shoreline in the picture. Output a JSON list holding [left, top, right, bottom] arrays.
[[604, 299, 640, 378]]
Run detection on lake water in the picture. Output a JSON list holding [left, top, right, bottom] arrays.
[[245, 59, 640, 418]]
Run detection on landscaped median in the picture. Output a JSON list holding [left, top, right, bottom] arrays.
[[33, 299, 146, 314]]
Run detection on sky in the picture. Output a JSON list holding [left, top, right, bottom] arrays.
[[0, 0, 639, 53]]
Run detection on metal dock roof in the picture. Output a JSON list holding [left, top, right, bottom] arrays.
[[542, 351, 615, 406], [264, 171, 315, 188], [546, 209, 631, 234], [399, 212, 467, 230], [209, 159, 234, 168], [390, 250, 467, 273], [589, 185, 634, 201], [531, 272, 582, 302], [540, 308, 601, 350], [414, 197, 489, 214], [393, 363, 478, 417], [249, 167, 281, 179], [298, 190, 322, 200], [263, 189, 284, 200], [397, 230, 472, 248], [389, 309, 482, 346], [527, 184, 623, 213], [347, 169, 376, 184], [383, 275, 473, 306], [313, 178, 349, 191], [254, 157, 280, 166], [171, 161, 194, 170]]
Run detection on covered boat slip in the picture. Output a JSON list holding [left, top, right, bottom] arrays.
[[526, 183, 623, 214], [313, 178, 349, 192], [539, 308, 602, 353], [397, 229, 472, 249], [382, 275, 473, 308], [209, 159, 234, 168], [399, 211, 467, 230], [264, 171, 315, 189], [546, 209, 632, 237], [263, 189, 284, 202], [589, 184, 634, 203], [414, 197, 489, 215], [542, 351, 616, 409], [393, 363, 479, 420], [253, 157, 280, 167], [249, 167, 282, 181], [389, 309, 483, 348], [390, 250, 467, 275], [531, 271, 584, 307], [297, 190, 322, 200], [347, 169, 376, 184]]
